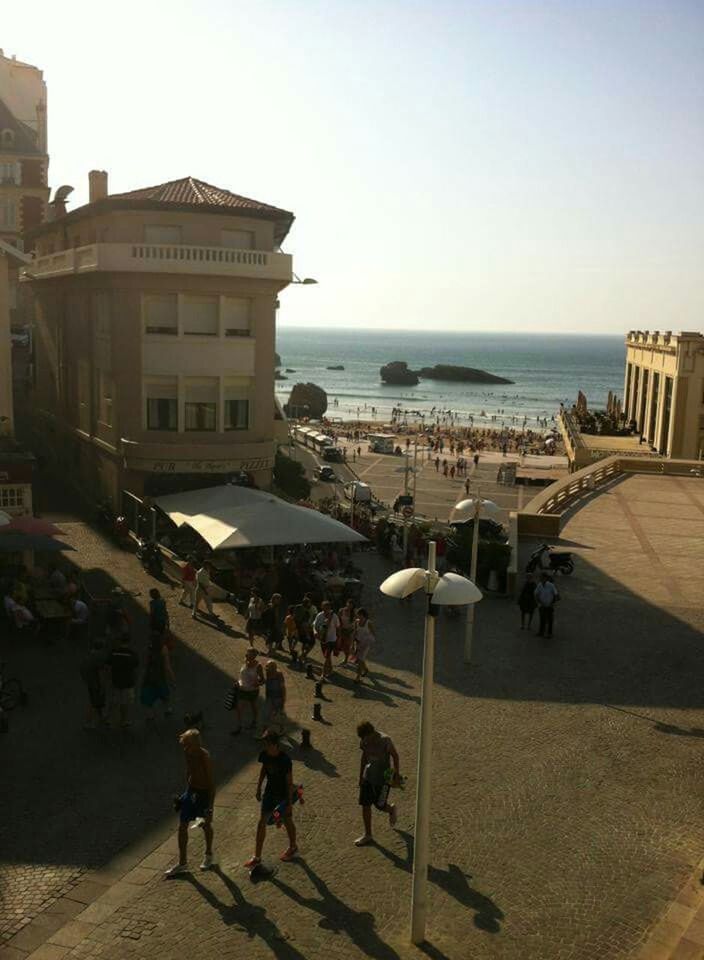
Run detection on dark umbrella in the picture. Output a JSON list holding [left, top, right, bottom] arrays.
[[0, 517, 66, 537], [0, 534, 75, 553]]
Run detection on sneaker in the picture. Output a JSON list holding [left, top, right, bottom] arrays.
[[389, 804, 398, 827], [280, 846, 298, 862], [354, 834, 373, 847], [200, 854, 214, 870], [164, 863, 189, 877], [244, 856, 261, 869]]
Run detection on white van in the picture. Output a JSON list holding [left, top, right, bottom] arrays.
[[344, 481, 372, 503]]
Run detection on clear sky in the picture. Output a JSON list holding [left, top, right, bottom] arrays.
[[4, 0, 703, 332]]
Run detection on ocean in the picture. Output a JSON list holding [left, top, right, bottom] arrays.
[[274, 328, 625, 428]]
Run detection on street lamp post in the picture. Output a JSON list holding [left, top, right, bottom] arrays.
[[451, 496, 501, 664], [380, 544, 482, 944]]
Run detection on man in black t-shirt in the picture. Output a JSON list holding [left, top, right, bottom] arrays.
[[244, 731, 298, 868], [108, 637, 139, 728]]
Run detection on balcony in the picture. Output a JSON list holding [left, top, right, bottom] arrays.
[[21, 243, 292, 283]]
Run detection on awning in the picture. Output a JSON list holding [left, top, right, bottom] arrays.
[[154, 484, 365, 550]]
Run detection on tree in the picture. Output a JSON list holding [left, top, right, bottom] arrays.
[[273, 450, 311, 500]]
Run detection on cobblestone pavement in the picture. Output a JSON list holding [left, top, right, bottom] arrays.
[[2, 474, 704, 960]]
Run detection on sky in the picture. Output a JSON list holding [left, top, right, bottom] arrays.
[[3, 0, 704, 333]]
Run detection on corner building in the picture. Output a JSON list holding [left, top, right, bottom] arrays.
[[24, 173, 294, 503], [624, 330, 704, 459]]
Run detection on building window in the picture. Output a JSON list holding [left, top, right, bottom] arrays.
[[0, 485, 25, 510], [221, 229, 254, 250], [98, 371, 113, 427], [222, 297, 251, 337], [184, 378, 217, 431], [224, 377, 251, 431], [94, 292, 111, 340], [145, 378, 178, 431], [182, 295, 218, 336], [1, 129, 14, 148], [0, 161, 19, 184], [143, 293, 178, 334], [145, 225, 182, 245], [78, 361, 91, 433], [0, 198, 16, 228]]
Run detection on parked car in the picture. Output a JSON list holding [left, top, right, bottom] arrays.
[[314, 465, 337, 482], [450, 517, 508, 543], [322, 446, 345, 462]]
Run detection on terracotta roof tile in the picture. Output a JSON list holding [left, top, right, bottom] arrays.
[[108, 176, 291, 218]]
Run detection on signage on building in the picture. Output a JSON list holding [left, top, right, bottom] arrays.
[[125, 457, 274, 474]]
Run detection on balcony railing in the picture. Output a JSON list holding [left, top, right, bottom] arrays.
[[21, 243, 292, 282]]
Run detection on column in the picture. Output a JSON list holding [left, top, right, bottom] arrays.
[[0, 255, 13, 434]]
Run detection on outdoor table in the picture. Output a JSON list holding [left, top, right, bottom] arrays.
[[35, 598, 70, 620], [33, 584, 59, 601]]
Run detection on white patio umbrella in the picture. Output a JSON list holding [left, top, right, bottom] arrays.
[[0, 511, 11, 526], [155, 484, 366, 550]]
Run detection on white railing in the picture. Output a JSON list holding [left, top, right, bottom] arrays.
[[128, 244, 270, 267], [22, 243, 292, 282]]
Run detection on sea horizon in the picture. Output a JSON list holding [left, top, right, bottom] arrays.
[[275, 328, 625, 428]]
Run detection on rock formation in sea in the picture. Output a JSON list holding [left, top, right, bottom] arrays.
[[284, 382, 328, 419], [275, 351, 282, 367], [379, 361, 420, 385], [380, 361, 513, 386], [417, 364, 514, 385], [327, 365, 345, 371]]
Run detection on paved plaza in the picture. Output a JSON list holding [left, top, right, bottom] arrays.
[[308, 440, 568, 525], [2, 473, 704, 960]]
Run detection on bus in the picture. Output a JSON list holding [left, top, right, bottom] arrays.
[[292, 425, 334, 454]]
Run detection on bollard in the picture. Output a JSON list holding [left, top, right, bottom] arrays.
[[300, 728, 311, 749], [314, 680, 324, 699], [306, 663, 316, 680], [312, 702, 323, 722]]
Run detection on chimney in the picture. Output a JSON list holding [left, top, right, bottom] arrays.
[[89, 170, 108, 203]]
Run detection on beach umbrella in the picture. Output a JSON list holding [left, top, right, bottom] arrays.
[[0, 516, 65, 537]]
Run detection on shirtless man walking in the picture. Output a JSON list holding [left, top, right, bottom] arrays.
[[165, 729, 215, 875]]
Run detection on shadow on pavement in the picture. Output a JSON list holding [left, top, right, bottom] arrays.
[[374, 831, 503, 934], [293, 744, 340, 778], [364, 543, 704, 714], [187, 867, 307, 959], [606, 705, 704, 739], [0, 559, 255, 875], [272, 858, 401, 960]]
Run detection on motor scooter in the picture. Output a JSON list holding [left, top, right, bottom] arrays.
[[526, 543, 574, 575]]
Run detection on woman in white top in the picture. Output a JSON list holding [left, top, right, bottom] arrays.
[[246, 591, 265, 643], [238, 648, 264, 729], [353, 608, 375, 684]]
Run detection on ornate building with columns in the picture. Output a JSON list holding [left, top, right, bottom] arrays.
[[623, 330, 704, 460]]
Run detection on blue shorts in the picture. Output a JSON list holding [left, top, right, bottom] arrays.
[[261, 792, 286, 817], [178, 789, 210, 824]]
